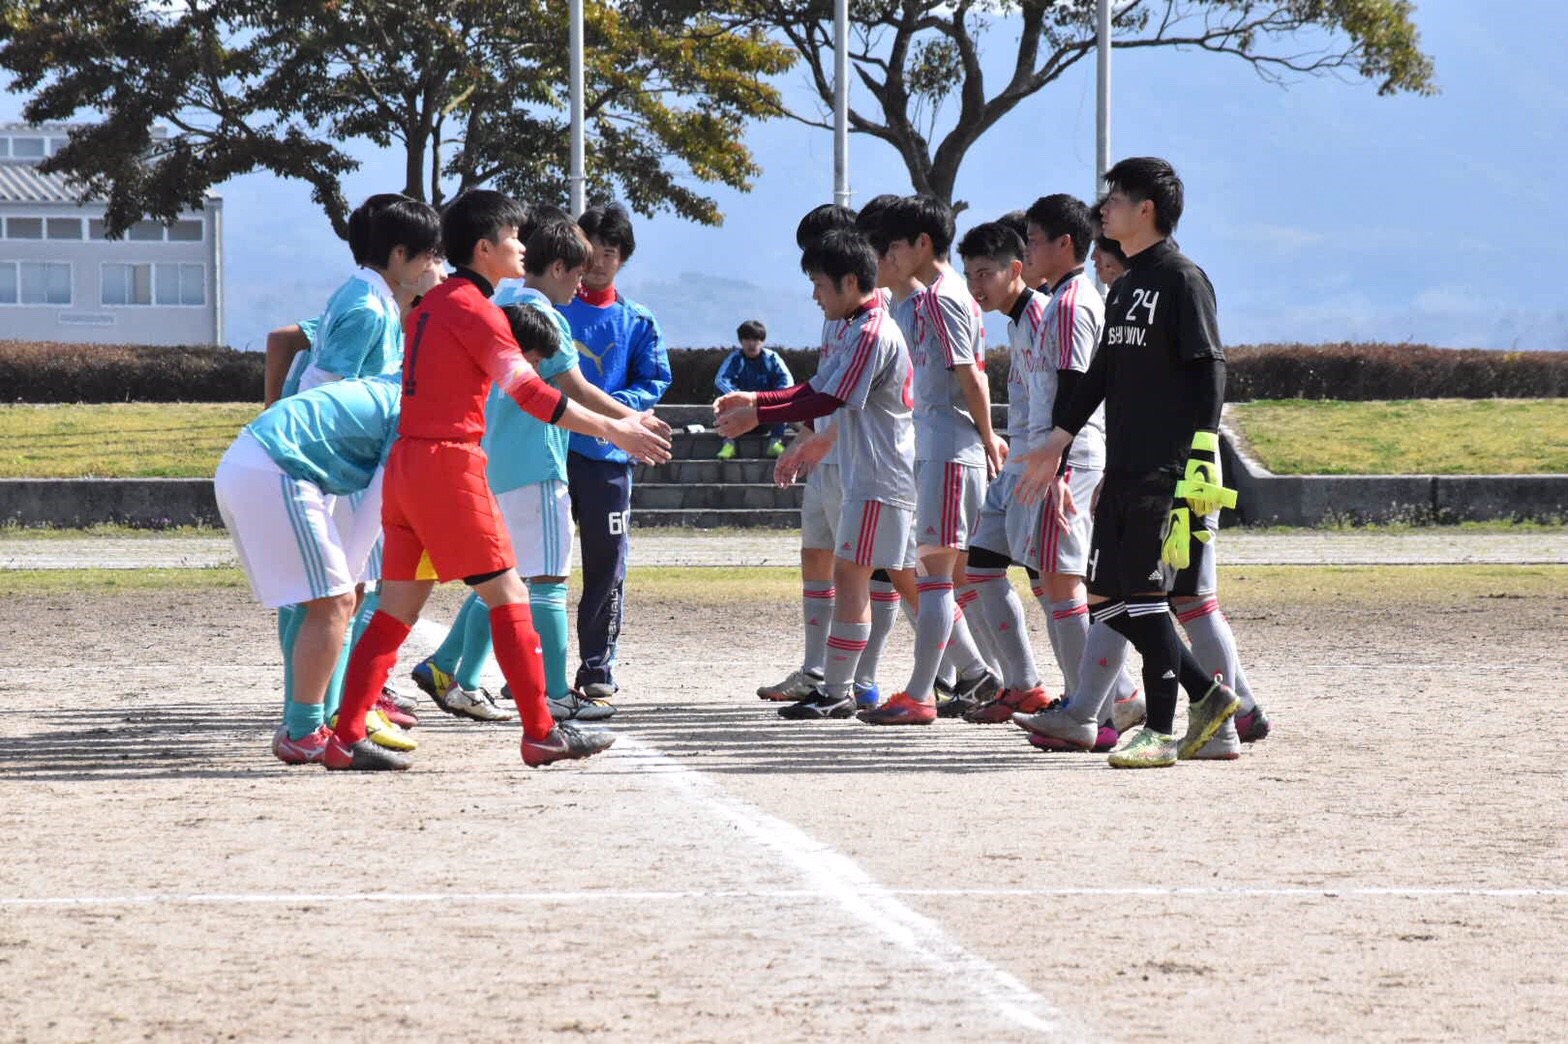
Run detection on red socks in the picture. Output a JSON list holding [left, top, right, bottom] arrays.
[[333, 611, 410, 744], [490, 601, 555, 740]]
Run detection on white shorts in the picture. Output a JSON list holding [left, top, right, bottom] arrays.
[[330, 470, 385, 584], [1021, 465, 1100, 576], [836, 499, 915, 569], [214, 431, 372, 608], [800, 462, 842, 552], [497, 478, 575, 578], [914, 460, 985, 550]]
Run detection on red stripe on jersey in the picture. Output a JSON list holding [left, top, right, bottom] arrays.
[[832, 309, 882, 401], [1056, 278, 1079, 371]]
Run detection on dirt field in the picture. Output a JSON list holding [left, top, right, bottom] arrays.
[[3, 569, 1567, 1042]]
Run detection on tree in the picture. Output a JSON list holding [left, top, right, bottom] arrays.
[[742, 0, 1436, 208], [0, 1, 794, 237]]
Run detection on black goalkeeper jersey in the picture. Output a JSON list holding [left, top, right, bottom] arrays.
[[1062, 238, 1225, 475]]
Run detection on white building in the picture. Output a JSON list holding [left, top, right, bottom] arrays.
[[0, 124, 223, 345]]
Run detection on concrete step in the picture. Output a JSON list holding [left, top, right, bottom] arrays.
[[634, 459, 778, 485], [631, 508, 801, 529], [632, 483, 803, 511], [671, 432, 784, 458]]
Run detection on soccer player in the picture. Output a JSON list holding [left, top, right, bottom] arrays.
[[857, 195, 1004, 725], [1016, 157, 1242, 768], [714, 319, 793, 459], [214, 374, 403, 764], [413, 219, 672, 724], [1092, 235, 1129, 290], [756, 203, 861, 707], [717, 228, 917, 720], [560, 202, 673, 709], [324, 189, 670, 771]]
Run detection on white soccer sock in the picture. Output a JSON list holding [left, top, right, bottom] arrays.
[[1047, 598, 1090, 696], [968, 567, 1038, 690], [857, 579, 902, 690], [1177, 597, 1257, 715], [823, 620, 870, 700]]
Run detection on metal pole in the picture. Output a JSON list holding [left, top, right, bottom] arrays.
[[569, 0, 586, 217], [833, 0, 850, 208], [1095, 0, 1112, 196]]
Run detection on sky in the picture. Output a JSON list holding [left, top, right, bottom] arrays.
[[6, 2, 1566, 352]]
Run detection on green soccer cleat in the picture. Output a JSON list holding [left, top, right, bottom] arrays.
[[1178, 681, 1243, 760], [1107, 727, 1178, 768], [716, 439, 737, 460]]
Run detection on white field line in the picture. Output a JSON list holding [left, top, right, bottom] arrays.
[[461, 621, 1084, 1038], [8, 884, 1568, 910]]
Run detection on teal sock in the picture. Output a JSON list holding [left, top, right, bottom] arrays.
[[530, 581, 571, 699], [278, 604, 306, 715], [322, 618, 352, 718], [352, 588, 380, 645], [284, 699, 325, 741], [432, 592, 477, 674], [454, 594, 493, 692]]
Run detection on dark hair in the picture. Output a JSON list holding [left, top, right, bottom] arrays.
[[577, 202, 636, 261], [1024, 193, 1095, 263], [524, 220, 590, 276], [501, 303, 561, 359], [364, 198, 442, 269], [881, 195, 956, 255], [1104, 156, 1184, 235], [442, 189, 527, 267], [854, 193, 901, 254], [997, 209, 1029, 245], [799, 228, 877, 294], [736, 319, 767, 342], [348, 193, 408, 266], [794, 203, 858, 250], [519, 203, 570, 246], [956, 221, 1025, 266], [1094, 236, 1128, 266]]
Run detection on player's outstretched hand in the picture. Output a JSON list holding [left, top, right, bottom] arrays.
[[1013, 446, 1064, 504], [774, 433, 831, 488], [712, 391, 755, 417], [715, 404, 759, 439], [638, 410, 673, 439], [607, 414, 672, 465]]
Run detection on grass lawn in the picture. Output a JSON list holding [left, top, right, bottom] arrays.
[[0, 402, 259, 478], [4, 563, 1565, 605], [1229, 399, 1568, 475]]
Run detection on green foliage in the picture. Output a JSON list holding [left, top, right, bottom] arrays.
[[0, 1, 795, 235], [743, 0, 1436, 204], [0, 340, 264, 404]]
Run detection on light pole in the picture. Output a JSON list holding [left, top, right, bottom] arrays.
[[569, 0, 586, 217], [1095, 0, 1112, 196], [833, 0, 850, 208]]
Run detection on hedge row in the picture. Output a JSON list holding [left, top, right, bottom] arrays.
[[3, 339, 1565, 404]]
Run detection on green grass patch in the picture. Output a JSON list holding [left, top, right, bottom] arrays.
[[4, 563, 1564, 607], [0, 402, 258, 478], [1229, 399, 1568, 475]]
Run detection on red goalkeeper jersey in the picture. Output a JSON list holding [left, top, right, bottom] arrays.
[[398, 270, 566, 441]]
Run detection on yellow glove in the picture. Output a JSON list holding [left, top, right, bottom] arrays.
[[1180, 430, 1237, 518], [1162, 507, 1192, 569]]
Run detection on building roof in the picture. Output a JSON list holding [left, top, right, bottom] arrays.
[[0, 161, 87, 204]]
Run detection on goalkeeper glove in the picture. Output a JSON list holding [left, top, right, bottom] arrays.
[[1179, 430, 1237, 518], [1162, 506, 1216, 570]]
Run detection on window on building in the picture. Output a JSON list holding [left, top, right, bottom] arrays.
[[102, 262, 153, 306], [127, 221, 164, 242], [46, 218, 83, 241], [48, 138, 68, 155], [88, 219, 108, 240], [0, 262, 15, 304], [0, 139, 10, 158], [167, 219, 203, 242], [11, 137, 45, 158], [177, 263, 205, 305], [11, 261, 72, 305], [6, 217, 43, 240]]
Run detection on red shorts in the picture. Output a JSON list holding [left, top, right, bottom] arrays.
[[381, 439, 514, 583]]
